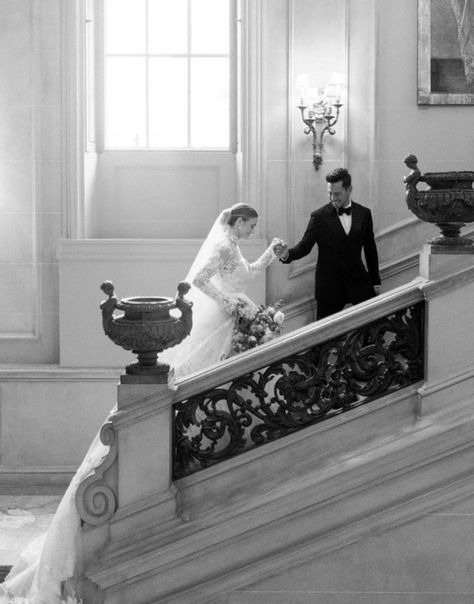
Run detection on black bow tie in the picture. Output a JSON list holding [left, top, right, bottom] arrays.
[[337, 206, 351, 216]]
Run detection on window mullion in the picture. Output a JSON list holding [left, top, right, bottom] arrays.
[[230, 0, 238, 154], [145, 0, 150, 147], [187, 0, 192, 148], [96, 0, 105, 152]]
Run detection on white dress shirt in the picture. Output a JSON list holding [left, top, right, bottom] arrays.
[[337, 201, 352, 235]]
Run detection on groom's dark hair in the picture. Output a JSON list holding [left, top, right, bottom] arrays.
[[325, 167, 351, 189]]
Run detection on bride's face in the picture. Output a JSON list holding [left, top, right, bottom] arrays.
[[238, 217, 258, 239]]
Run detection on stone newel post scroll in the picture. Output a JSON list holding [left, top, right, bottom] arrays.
[[100, 281, 193, 384]]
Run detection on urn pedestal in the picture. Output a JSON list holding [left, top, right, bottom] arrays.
[[403, 157, 474, 253], [100, 281, 192, 384]]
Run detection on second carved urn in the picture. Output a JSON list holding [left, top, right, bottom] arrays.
[[403, 154, 474, 248]]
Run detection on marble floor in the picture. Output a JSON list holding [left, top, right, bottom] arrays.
[[0, 495, 62, 568]]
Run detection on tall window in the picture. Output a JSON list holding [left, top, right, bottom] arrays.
[[104, 0, 232, 149]]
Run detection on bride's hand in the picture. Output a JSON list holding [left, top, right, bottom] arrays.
[[231, 296, 257, 317], [272, 238, 288, 258], [271, 237, 284, 249]]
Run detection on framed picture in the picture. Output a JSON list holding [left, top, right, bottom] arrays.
[[418, 0, 474, 104]]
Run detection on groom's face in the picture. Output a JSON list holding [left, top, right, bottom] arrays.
[[328, 181, 352, 209]]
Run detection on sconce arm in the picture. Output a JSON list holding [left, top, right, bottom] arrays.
[[298, 100, 343, 171]]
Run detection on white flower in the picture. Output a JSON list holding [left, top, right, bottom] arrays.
[[238, 304, 258, 320], [273, 310, 285, 326]]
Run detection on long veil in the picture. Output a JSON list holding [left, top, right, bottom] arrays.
[[184, 209, 230, 283]]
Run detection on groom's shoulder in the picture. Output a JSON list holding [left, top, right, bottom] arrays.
[[312, 203, 333, 218], [352, 200, 373, 216], [352, 200, 370, 211]]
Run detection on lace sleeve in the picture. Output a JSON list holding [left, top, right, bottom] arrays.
[[244, 244, 276, 278], [192, 242, 236, 314]]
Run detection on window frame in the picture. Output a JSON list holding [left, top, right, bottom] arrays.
[[64, 0, 265, 240]]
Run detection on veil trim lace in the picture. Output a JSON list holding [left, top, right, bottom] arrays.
[[185, 209, 231, 283]]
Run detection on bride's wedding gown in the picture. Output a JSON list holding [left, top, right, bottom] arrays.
[[164, 229, 276, 380], [0, 228, 276, 604]]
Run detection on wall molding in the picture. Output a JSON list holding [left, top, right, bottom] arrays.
[[286, 0, 349, 281], [0, 0, 41, 342], [281, 293, 315, 322], [418, 364, 474, 399], [0, 468, 77, 492], [57, 238, 269, 262], [239, 0, 264, 218], [0, 365, 120, 382], [61, 0, 86, 239], [380, 252, 419, 280]]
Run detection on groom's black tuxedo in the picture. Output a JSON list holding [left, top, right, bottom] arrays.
[[281, 201, 381, 319]]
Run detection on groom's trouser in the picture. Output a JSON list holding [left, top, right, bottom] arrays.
[[316, 286, 376, 320]]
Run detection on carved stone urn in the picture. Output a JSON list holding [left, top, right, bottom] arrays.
[[100, 281, 193, 383], [403, 155, 474, 247]]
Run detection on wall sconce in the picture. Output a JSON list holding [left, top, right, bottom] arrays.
[[296, 73, 344, 171]]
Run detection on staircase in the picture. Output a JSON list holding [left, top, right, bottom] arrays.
[[68, 245, 474, 603]]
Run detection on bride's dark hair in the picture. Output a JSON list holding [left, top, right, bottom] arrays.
[[224, 203, 259, 226]]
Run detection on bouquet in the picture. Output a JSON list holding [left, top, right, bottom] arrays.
[[231, 300, 284, 354]]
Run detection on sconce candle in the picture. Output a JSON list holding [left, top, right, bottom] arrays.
[[296, 72, 345, 170], [298, 96, 343, 170]]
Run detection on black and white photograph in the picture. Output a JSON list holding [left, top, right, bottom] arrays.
[[1, 1, 474, 602]]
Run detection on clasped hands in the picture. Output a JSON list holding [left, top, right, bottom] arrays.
[[271, 238, 289, 260], [227, 238, 289, 317]]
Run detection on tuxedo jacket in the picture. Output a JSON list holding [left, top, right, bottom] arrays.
[[282, 201, 381, 302]]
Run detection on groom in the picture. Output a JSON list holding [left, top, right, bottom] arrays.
[[275, 167, 381, 320]]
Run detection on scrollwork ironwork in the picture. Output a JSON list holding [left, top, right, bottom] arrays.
[[173, 303, 424, 479]]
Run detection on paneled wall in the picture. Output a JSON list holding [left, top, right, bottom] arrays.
[[0, 0, 61, 363], [349, 0, 474, 230], [264, 0, 347, 314], [92, 152, 237, 239]]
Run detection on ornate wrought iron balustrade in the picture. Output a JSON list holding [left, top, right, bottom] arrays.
[[173, 302, 424, 479]]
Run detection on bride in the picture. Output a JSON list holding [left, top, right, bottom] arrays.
[[0, 203, 283, 603], [164, 202, 283, 381]]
